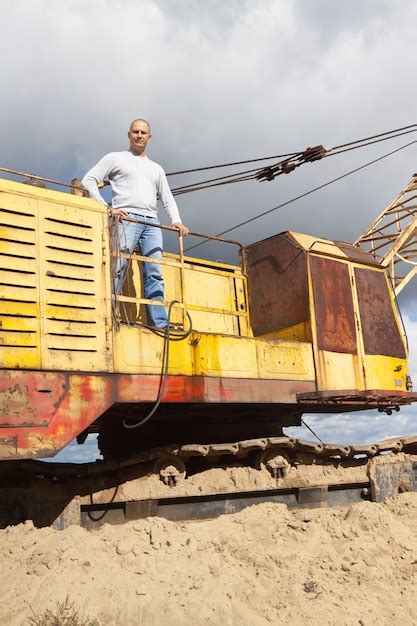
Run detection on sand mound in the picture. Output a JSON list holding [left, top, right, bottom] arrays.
[[1, 494, 417, 625]]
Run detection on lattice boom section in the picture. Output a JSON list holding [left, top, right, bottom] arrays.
[[356, 175, 417, 261], [355, 175, 417, 294]]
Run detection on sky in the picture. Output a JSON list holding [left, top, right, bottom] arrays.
[[2, 0, 417, 461]]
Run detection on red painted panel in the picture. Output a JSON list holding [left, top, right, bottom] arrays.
[[0, 370, 316, 460], [0, 371, 114, 460], [0, 371, 67, 427]]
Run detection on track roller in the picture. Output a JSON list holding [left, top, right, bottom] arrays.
[[153, 455, 186, 487], [255, 450, 290, 479]]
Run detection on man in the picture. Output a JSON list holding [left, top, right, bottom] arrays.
[[82, 119, 189, 329]]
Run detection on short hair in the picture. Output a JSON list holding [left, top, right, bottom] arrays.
[[129, 118, 151, 132]]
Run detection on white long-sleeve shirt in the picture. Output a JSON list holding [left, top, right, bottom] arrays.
[[81, 150, 182, 224]]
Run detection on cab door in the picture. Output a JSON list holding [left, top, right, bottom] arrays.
[[309, 254, 365, 391], [352, 266, 407, 390]]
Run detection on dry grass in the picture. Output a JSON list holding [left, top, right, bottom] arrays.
[[29, 596, 99, 626]]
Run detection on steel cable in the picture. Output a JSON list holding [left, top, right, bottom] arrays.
[[185, 140, 417, 253], [301, 418, 325, 444], [172, 124, 417, 195], [1, 123, 416, 195], [171, 165, 265, 193], [166, 151, 302, 176], [168, 123, 417, 178], [328, 123, 417, 152]]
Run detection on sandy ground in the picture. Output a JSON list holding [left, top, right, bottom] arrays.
[[1, 493, 417, 626]]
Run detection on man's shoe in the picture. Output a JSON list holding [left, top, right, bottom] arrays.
[[147, 322, 184, 332], [167, 323, 184, 332]]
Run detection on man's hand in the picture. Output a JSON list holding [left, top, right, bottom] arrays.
[[172, 222, 189, 236], [109, 207, 129, 220]]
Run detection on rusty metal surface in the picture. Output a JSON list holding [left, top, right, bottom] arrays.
[[245, 233, 309, 335], [2, 366, 416, 461], [297, 389, 417, 405], [0, 370, 115, 460], [310, 255, 357, 354], [354, 267, 406, 358], [0, 371, 67, 427], [334, 241, 381, 266], [117, 374, 316, 405], [369, 460, 417, 502], [0, 369, 316, 460]]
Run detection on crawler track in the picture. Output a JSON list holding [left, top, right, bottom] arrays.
[[5, 434, 417, 480], [1, 435, 417, 529]]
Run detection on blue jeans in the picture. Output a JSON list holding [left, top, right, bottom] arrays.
[[114, 213, 168, 328]]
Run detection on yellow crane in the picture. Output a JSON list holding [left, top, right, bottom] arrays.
[[0, 170, 417, 527]]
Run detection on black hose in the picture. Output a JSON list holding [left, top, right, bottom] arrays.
[[122, 301, 192, 429]]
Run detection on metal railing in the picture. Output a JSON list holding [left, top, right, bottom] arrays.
[[109, 215, 249, 333], [0, 168, 251, 333]]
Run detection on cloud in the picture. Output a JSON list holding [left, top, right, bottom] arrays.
[[285, 406, 417, 445], [2, 0, 417, 253], [43, 435, 101, 464]]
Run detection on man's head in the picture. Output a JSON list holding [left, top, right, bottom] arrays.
[[128, 119, 151, 155]]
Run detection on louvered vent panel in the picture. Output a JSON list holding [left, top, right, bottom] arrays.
[[0, 199, 41, 368], [40, 202, 110, 371]]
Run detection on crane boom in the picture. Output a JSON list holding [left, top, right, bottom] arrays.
[[355, 173, 417, 294]]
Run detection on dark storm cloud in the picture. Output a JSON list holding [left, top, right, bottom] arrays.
[[2, 0, 416, 286], [1, 0, 416, 252]]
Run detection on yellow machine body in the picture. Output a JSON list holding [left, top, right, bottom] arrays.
[[0, 178, 413, 459]]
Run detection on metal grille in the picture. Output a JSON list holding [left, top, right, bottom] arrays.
[[0, 180, 110, 372], [43, 215, 99, 354], [0, 204, 40, 365]]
